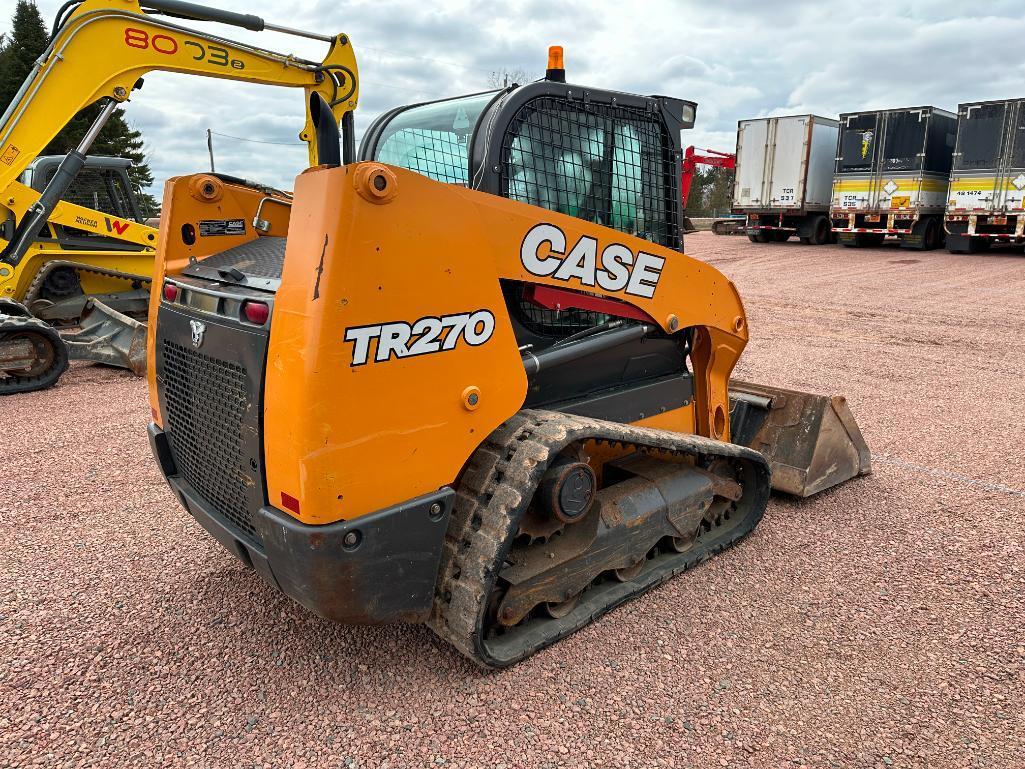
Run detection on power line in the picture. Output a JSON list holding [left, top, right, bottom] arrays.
[[208, 130, 302, 147], [208, 130, 367, 147], [358, 43, 498, 77]]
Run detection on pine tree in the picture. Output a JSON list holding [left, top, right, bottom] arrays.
[[45, 104, 159, 216], [0, 1, 49, 115]]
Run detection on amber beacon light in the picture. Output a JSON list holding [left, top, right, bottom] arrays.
[[546, 45, 566, 82]]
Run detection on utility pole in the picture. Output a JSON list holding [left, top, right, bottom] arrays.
[[206, 128, 215, 172]]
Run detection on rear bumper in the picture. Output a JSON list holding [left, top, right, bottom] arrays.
[[148, 423, 453, 624]]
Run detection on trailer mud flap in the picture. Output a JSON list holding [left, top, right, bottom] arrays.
[[61, 299, 147, 375], [729, 379, 871, 497]]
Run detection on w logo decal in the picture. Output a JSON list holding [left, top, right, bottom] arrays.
[[105, 217, 130, 236]]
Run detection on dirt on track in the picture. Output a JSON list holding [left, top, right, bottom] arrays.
[[2, 233, 1024, 768]]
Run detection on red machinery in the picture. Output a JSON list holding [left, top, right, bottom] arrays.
[[681, 146, 743, 235]]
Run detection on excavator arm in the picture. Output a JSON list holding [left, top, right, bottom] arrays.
[[680, 146, 737, 209], [2, 180, 158, 249], [0, 0, 359, 194]]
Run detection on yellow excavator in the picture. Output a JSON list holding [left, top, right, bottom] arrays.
[[0, 0, 357, 393], [122, 3, 872, 666]]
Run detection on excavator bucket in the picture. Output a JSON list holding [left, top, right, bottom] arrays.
[[729, 380, 871, 497], [62, 299, 147, 376]]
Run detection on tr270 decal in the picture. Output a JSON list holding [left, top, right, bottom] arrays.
[[344, 310, 496, 366]]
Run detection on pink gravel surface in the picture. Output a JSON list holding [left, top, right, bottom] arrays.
[[2, 233, 1024, 768]]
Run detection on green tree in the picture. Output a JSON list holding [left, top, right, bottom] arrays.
[[46, 104, 158, 216], [685, 167, 735, 218], [0, 0, 49, 114], [0, 0, 158, 216], [706, 167, 735, 217]]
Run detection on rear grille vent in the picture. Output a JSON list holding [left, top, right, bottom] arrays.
[[161, 340, 257, 541]]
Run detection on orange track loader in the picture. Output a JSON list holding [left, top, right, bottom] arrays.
[[135, 16, 869, 665]]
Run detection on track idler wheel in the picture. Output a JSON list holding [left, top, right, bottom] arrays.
[[0, 312, 69, 395], [542, 592, 582, 618], [613, 557, 646, 582]]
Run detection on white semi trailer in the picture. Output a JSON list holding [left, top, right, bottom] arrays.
[[830, 106, 957, 250], [733, 114, 839, 245], [945, 98, 1025, 253]]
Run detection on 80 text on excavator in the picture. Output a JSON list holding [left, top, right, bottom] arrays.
[[15, 0, 870, 666]]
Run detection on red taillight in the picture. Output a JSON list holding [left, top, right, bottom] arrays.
[[242, 300, 270, 325], [280, 492, 300, 515], [163, 282, 178, 302]]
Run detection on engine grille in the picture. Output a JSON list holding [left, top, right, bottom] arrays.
[[161, 339, 257, 541], [184, 237, 286, 280]]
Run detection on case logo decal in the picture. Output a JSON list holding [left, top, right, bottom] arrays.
[[344, 310, 495, 367], [520, 223, 665, 299]]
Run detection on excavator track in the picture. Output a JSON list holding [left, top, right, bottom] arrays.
[[0, 312, 69, 395], [429, 410, 771, 668], [23, 259, 151, 324]]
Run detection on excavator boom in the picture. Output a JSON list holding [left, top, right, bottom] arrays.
[[0, 0, 358, 190]]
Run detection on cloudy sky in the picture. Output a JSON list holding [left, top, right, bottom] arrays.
[[9, 0, 1025, 194]]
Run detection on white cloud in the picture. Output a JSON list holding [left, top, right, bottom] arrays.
[[9, 0, 1025, 192]]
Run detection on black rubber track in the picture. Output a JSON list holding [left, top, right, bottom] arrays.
[[0, 314, 69, 395], [429, 409, 771, 668]]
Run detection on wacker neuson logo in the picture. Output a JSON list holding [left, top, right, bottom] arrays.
[[520, 222, 665, 299]]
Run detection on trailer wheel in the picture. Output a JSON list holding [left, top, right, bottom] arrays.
[[811, 215, 830, 245], [922, 218, 941, 251], [748, 232, 769, 244]]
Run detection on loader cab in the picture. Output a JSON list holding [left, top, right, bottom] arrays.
[[360, 81, 696, 408], [361, 83, 692, 250], [21, 155, 146, 250]]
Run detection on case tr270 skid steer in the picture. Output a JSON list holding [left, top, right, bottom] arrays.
[[141, 7, 870, 666]]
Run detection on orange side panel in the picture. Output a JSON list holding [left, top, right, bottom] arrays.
[[263, 163, 747, 524], [264, 167, 528, 524]]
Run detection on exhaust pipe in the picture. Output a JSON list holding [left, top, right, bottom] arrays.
[[309, 92, 341, 167]]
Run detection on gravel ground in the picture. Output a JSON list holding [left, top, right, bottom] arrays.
[[2, 233, 1024, 768]]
